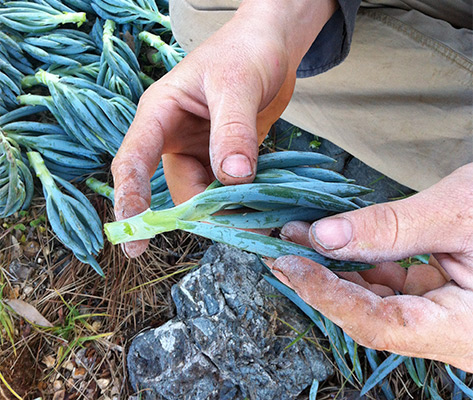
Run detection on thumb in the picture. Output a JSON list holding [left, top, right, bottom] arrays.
[[206, 61, 290, 185], [308, 164, 473, 263], [207, 86, 261, 186]]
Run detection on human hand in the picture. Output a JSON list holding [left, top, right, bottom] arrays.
[[111, 0, 338, 257], [270, 163, 473, 372]]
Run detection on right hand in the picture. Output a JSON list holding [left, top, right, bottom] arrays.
[[111, 0, 338, 257], [271, 163, 473, 371]]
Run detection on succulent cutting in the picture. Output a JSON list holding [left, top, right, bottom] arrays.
[[104, 151, 374, 272]]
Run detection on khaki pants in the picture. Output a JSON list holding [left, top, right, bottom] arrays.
[[170, 0, 473, 191]]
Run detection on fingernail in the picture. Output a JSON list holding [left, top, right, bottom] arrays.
[[311, 218, 353, 250], [279, 233, 290, 241], [120, 243, 130, 259], [221, 154, 253, 178], [271, 268, 293, 287]]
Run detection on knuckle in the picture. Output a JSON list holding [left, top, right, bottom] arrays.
[[360, 203, 404, 253], [347, 300, 412, 352], [215, 118, 257, 142]]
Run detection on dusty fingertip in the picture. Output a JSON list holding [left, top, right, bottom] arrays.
[[270, 269, 293, 287], [370, 283, 396, 297], [271, 255, 316, 286], [115, 194, 150, 221], [280, 221, 311, 246], [123, 240, 148, 258], [271, 255, 298, 273]]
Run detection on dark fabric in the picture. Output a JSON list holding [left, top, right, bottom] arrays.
[[296, 0, 362, 78]]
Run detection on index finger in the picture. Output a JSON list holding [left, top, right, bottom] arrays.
[[111, 89, 171, 257], [270, 256, 470, 368]]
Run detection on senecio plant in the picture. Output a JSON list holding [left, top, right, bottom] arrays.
[[0, 128, 33, 217], [139, 31, 186, 71], [20, 29, 100, 68], [98, 19, 144, 103], [91, 0, 170, 29], [105, 151, 373, 272], [18, 70, 136, 156], [0, 1, 86, 33], [27, 151, 104, 276], [0, 30, 34, 75], [0, 53, 22, 114], [3, 120, 104, 180]]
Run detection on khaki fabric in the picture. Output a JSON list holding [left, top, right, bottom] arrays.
[[361, 0, 473, 29], [170, 0, 473, 190]]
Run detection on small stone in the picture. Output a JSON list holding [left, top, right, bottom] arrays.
[[23, 286, 34, 296], [63, 361, 74, 371], [9, 259, 32, 280], [52, 389, 65, 400], [110, 383, 120, 396], [72, 366, 86, 380], [75, 347, 97, 369], [53, 380, 63, 391], [10, 236, 22, 259], [91, 321, 101, 331], [23, 240, 40, 258], [42, 355, 56, 369], [97, 378, 110, 391]]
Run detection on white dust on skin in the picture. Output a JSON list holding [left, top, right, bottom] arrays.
[[113, 162, 151, 221], [269, 255, 458, 359], [280, 221, 311, 247], [112, 162, 152, 257], [271, 255, 380, 329]]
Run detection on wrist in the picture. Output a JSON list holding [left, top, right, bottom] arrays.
[[234, 0, 338, 71]]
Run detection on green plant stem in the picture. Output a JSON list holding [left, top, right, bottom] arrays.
[[139, 31, 165, 49], [52, 12, 86, 27], [104, 206, 181, 243], [17, 94, 50, 107], [27, 152, 50, 183], [21, 75, 40, 89], [86, 178, 114, 203]]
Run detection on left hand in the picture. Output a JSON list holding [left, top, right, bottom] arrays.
[[270, 163, 473, 372]]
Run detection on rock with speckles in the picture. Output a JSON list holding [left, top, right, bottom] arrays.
[[127, 244, 333, 400]]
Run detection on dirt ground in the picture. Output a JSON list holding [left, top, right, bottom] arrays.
[[0, 194, 211, 399]]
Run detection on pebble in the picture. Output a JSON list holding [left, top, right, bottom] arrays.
[[23, 286, 34, 296], [10, 236, 22, 259], [42, 355, 56, 369], [10, 259, 33, 281], [63, 361, 75, 371], [23, 240, 40, 258], [52, 389, 65, 400], [53, 380, 63, 391], [97, 378, 110, 391], [72, 366, 87, 380]]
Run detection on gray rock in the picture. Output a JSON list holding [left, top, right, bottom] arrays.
[[127, 244, 333, 400]]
